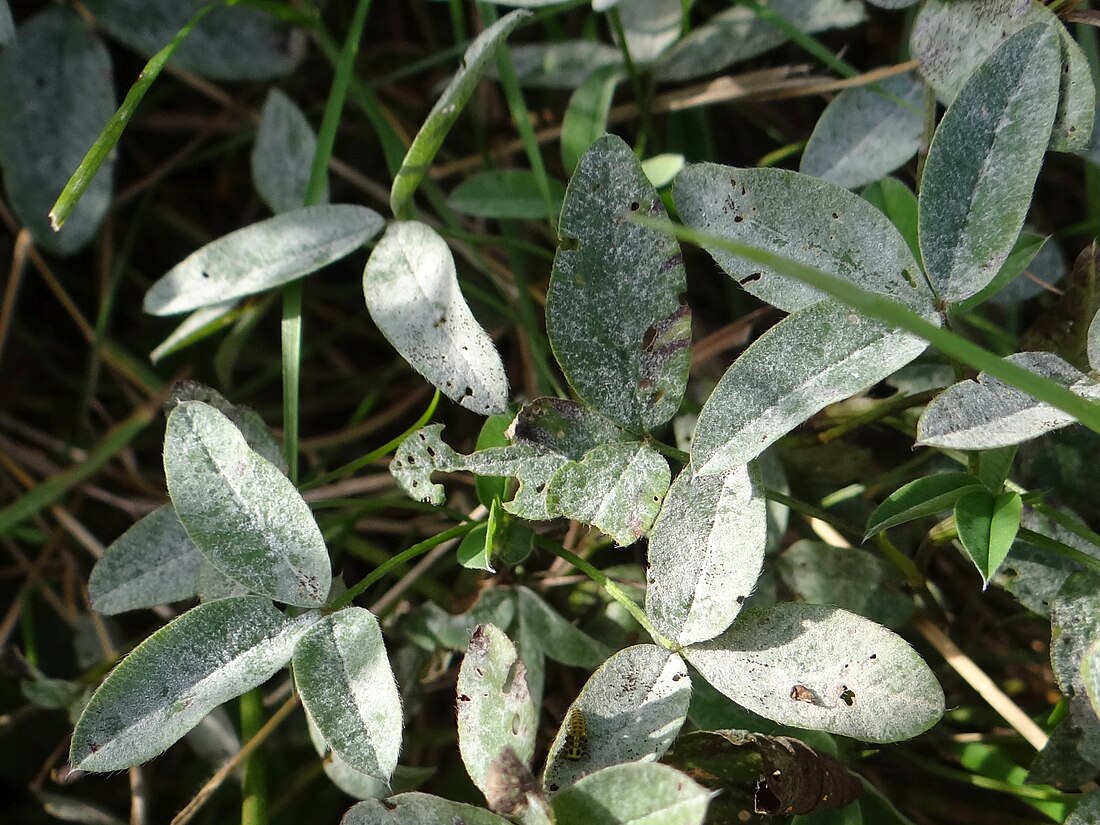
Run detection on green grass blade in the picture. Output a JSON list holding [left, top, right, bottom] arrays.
[[49, 2, 218, 231], [640, 216, 1100, 436]]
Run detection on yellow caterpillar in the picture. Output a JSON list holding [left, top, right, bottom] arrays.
[[563, 709, 589, 761]]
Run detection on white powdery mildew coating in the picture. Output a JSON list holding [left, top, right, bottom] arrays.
[[455, 623, 537, 796], [912, 0, 1093, 151], [916, 351, 1100, 449], [692, 300, 933, 475], [686, 603, 944, 743], [547, 134, 691, 432], [144, 204, 383, 315], [918, 24, 1060, 304], [0, 7, 115, 255], [506, 41, 621, 89], [800, 73, 925, 191], [543, 645, 690, 794], [72, 596, 317, 771], [646, 464, 767, 646], [82, 0, 304, 82], [911, 0, 1035, 104], [295, 608, 402, 781], [89, 505, 204, 615], [552, 763, 711, 824], [675, 163, 931, 314], [342, 793, 512, 825], [363, 221, 508, 415], [657, 0, 865, 83], [165, 401, 330, 607], [544, 442, 670, 546], [252, 88, 324, 214]]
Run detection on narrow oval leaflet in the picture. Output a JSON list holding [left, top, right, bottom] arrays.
[[547, 134, 692, 431], [294, 607, 403, 781], [685, 603, 944, 743], [674, 163, 932, 314], [0, 7, 115, 255], [455, 624, 537, 797], [645, 464, 767, 646], [918, 24, 1061, 304], [88, 505, 204, 615], [550, 762, 711, 825], [252, 88, 325, 214], [164, 401, 331, 607], [364, 221, 509, 415], [543, 644, 691, 794], [71, 596, 318, 771], [144, 204, 384, 315], [691, 299, 933, 476]]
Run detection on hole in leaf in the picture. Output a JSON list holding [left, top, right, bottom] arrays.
[[559, 235, 580, 251], [201, 271, 210, 279], [381, 800, 397, 812], [740, 273, 762, 285], [642, 326, 657, 351], [464, 386, 474, 397], [831, 212, 839, 220], [630, 201, 640, 211], [733, 214, 744, 223], [458, 693, 471, 702], [840, 687, 856, 706]]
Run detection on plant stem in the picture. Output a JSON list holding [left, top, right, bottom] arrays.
[[283, 0, 374, 484], [331, 522, 480, 611], [533, 534, 678, 651], [239, 689, 267, 825]]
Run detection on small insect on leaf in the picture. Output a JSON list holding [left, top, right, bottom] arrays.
[[563, 709, 589, 761]]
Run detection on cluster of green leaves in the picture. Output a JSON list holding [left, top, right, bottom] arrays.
[[8, 0, 1100, 823]]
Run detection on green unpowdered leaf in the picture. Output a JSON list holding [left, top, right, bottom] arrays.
[[954, 490, 1023, 586]]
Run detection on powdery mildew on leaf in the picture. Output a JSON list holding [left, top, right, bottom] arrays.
[[691, 300, 933, 476], [89, 506, 204, 615], [252, 88, 325, 214], [542, 645, 690, 794], [305, 711, 390, 800], [83, 0, 304, 82], [916, 352, 1100, 450], [0, 7, 115, 256], [656, 0, 864, 83], [294, 608, 402, 782], [145, 204, 384, 315], [674, 164, 932, 313], [645, 464, 767, 646], [1066, 789, 1100, 825], [456, 624, 538, 797], [547, 134, 692, 431], [390, 424, 564, 520], [389, 10, 531, 217], [545, 442, 670, 546], [550, 763, 711, 825], [363, 221, 508, 415], [911, 0, 1093, 152], [71, 596, 317, 771], [685, 603, 944, 743], [918, 24, 1061, 305], [166, 380, 285, 471], [341, 793, 512, 825], [617, 0, 681, 64], [164, 401, 331, 607], [510, 397, 631, 458], [501, 41, 621, 89], [1030, 573, 1100, 788], [800, 73, 924, 191]]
